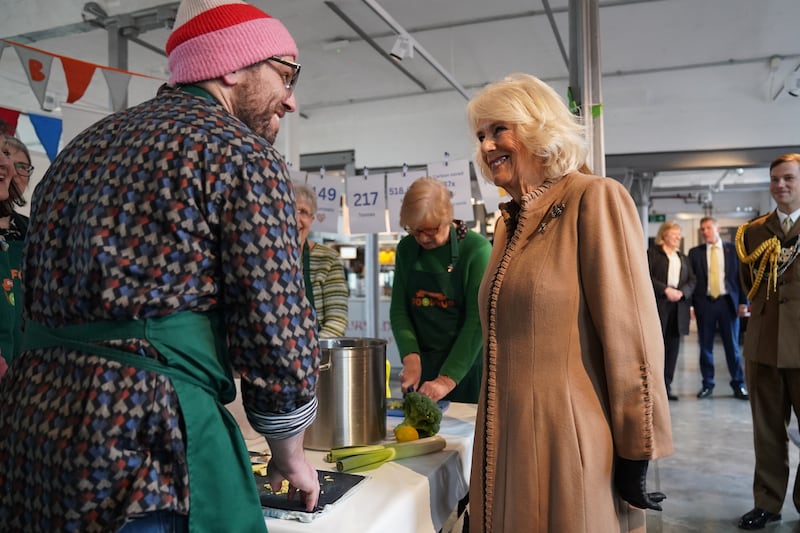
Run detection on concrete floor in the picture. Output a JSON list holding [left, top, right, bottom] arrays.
[[647, 330, 800, 532], [390, 329, 800, 532]]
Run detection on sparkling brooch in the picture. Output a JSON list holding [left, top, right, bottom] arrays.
[[538, 202, 566, 233]]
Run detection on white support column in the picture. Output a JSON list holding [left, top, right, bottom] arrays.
[[568, 0, 605, 177]]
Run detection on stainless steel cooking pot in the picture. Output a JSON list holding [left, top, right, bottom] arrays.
[[304, 337, 387, 451]]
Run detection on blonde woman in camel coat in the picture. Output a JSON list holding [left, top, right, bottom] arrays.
[[466, 73, 673, 532]]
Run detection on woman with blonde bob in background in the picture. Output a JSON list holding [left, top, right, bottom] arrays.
[[647, 220, 695, 402], [466, 73, 673, 532]]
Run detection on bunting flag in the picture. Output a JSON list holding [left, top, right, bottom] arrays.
[[1, 39, 164, 113], [0, 107, 20, 134], [0, 105, 63, 161], [14, 45, 55, 111], [101, 69, 133, 112], [61, 57, 97, 104], [28, 113, 62, 161]]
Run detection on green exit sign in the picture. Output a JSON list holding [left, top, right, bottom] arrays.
[[648, 214, 666, 223]]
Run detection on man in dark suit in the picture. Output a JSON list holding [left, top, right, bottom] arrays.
[[735, 153, 800, 530], [688, 216, 749, 400]]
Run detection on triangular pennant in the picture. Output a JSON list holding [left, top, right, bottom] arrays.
[[14, 45, 55, 111], [0, 107, 21, 134], [61, 56, 97, 104], [101, 68, 131, 112], [28, 113, 63, 162]]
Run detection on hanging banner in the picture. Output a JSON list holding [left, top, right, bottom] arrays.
[[3, 40, 165, 112], [427, 158, 474, 222], [305, 170, 343, 234], [346, 173, 388, 234], [61, 57, 97, 104], [28, 113, 62, 162], [386, 169, 427, 233], [14, 45, 54, 111], [101, 69, 132, 112]]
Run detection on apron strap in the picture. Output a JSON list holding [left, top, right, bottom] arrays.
[[447, 224, 459, 273], [21, 312, 267, 533], [303, 241, 316, 310]]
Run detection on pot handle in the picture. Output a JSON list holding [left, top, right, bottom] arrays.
[[319, 347, 332, 372]]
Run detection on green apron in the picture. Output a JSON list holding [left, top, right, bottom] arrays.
[[302, 242, 316, 310], [0, 239, 24, 364], [406, 226, 481, 402], [21, 311, 267, 533]]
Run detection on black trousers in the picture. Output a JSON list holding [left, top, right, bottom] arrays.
[[661, 301, 682, 391]]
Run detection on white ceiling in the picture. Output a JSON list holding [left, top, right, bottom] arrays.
[[2, 0, 799, 213], [3, 0, 799, 116]]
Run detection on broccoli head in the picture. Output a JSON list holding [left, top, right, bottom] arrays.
[[401, 392, 442, 437]]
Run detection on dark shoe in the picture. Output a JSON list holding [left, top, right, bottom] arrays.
[[738, 507, 780, 529], [733, 384, 750, 400], [667, 393, 679, 401], [697, 387, 714, 399]]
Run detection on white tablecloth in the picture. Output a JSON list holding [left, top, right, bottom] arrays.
[[260, 402, 477, 533]]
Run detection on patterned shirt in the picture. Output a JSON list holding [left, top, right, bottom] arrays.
[[0, 86, 319, 531]]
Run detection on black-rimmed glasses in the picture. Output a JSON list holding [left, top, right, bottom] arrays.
[[13, 162, 34, 177], [267, 56, 301, 91]]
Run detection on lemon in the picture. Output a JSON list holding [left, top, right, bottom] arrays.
[[394, 424, 419, 442]]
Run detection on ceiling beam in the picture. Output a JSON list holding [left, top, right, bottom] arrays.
[[360, 0, 470, 100], [324, 1, 427, 92], [606, 146, 799, 175], [541, 0, 569, 69]]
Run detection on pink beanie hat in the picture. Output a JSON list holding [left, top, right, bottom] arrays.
[[166, 0, 298, 85]]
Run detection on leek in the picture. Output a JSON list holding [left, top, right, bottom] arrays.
[[389, 435, 446, 460], [324, 444, 386, 463], [328, 436, 447, 473], [336, 448, 396, 472]]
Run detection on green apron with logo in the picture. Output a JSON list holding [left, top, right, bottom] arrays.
[[0, 239, 24, 365], [22, 311, 267, 533], [406, 226, 481, 402]]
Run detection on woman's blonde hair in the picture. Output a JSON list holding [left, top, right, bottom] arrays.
[[466, 73, 588, 182], [655, 220, 682, 246], [399, 177, 453, 230]]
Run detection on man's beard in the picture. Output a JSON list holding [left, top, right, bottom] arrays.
[[232, 72, 281, 143]]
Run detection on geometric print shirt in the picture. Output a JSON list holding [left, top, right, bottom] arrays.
[[0, 86, 319, 532]]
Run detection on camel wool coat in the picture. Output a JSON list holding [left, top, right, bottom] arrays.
[[470, 172, 673, 533]]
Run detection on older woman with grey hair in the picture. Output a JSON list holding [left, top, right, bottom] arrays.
[[466, 73, 673, 532], [293, 183, 348, 338], [390, 176, 491, 403]]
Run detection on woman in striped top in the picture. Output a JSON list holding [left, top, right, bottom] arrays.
[[294, 183, 349, 337]]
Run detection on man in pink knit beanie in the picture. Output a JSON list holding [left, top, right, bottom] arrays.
[[166, 0, 302, 142], [0, 1, 321, 532]]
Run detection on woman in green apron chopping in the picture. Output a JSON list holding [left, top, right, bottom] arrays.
[[0, 134, 30, 378], [391, 177, 491, 403]]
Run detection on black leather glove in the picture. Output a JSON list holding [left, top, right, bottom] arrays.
[[614, 457, 667, 511]]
